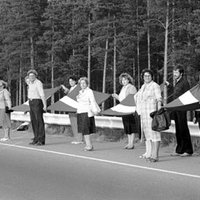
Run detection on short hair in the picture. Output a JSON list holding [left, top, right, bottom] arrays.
[[119, 73, 133, 85], [174, 65, 184, 75], [68, 75, 77, 82], [27, 69, 38, 76], [79, 77, 89, 86], [141, 69, 154, 79]]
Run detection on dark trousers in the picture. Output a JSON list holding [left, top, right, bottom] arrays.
[[29, 99, 45, 143], [174, 111, 193, 154]]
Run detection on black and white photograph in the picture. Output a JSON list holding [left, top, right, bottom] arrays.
[[0, 0, 200, 199]]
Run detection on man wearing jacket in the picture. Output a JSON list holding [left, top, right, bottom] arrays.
[[171, 66, 193, 156]]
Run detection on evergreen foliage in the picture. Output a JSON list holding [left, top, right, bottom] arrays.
[[0, 0, 199, 106]]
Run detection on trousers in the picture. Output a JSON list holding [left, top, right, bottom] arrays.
[[174, 111, 193, 154], [29, 99, 45, 143]]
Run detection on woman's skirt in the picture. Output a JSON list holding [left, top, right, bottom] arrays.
[[122, 114, 138, 135], [77, 113, 96, 135], [0, 109, 11, 128]]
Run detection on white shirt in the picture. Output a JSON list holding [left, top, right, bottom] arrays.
[[28, 79, 45, 99], [76, 87, 99, 117]]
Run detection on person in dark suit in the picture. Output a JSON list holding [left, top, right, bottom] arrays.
[[193, 110, 200, 130], [27, 69, 46, 146], [170, 66, 193, 156]]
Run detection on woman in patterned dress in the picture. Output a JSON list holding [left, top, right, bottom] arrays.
[[135, 69, 162, 162]]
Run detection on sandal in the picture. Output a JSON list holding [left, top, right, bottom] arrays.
[[0, 138, 10, 142], [84, 146, 94, 151], [139, 154, 148, 159], [126, 146, 134, 150], [146, 157, 159, 163]]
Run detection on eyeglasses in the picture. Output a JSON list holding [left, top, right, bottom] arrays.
[[144, 75, 151, 77]]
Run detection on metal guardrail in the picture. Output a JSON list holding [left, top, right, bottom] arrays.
[[11, 111, 200, 137]]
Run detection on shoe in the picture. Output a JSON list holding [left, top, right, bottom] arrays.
[[170, 152, 181, 156], [126, 145, 134, 150], [139, 154, 149, 159], [124, 144, 129, 149], [29, 141, 38, 145], [71, 141, 84, 144], [180, 153, 192, 157], [0, 138, 10, 142], [84, 146, 93, 151], [147, 157, 159, 163], [36, 142, 45, 146]]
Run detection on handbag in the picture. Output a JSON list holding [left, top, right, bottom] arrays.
[[90, 101, 101, 116], [150, 108, 171, 132]]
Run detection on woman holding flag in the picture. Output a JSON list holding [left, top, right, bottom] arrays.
[[112, 73, 137, 150]]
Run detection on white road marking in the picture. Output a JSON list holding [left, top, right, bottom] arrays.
[[0, 142, 200, 179]]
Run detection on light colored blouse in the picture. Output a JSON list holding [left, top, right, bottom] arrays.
[[76, 87, 100, 117], [135, 81, 162, 115], [28, 79, 45, 99], [0, 89, 11, 109], [118, 83, 137, 102]]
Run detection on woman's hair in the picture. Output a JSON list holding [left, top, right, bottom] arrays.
[[27, 69, 38, 76], [79, 77, 89, 86], [68, 75, 77, 82], [141, 69, 154, 80], [25, 76, 29, 81], [119, 73, 133, 85]]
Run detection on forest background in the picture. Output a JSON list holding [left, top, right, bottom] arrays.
[[0, 0, 200, 109]]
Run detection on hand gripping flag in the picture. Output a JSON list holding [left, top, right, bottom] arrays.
[[11, 86, 61, 112], [47, 84, 111, 112], [165, 83, 200, 111], [101, 94, 136, 116]]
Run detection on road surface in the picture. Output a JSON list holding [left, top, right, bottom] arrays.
[[0, 130, 200, 200]]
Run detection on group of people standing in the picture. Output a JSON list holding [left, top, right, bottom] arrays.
[[112, 69, 162, 162], [59, 66, 195, 162], [112, 66, 194, 162], [0, 66, 197, 162]]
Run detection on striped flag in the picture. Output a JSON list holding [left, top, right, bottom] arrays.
[[101, 94, 136, 116], [47, 84, 111, 112], [12, 86, 61, 112], [165, 83, 200, 111]]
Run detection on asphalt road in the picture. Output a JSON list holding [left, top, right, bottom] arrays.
[[0, 130, 200, 200]]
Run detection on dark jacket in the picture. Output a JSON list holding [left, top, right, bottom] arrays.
[[173, 77, 190, 100]]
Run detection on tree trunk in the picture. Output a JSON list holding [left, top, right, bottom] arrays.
[[136, 0, 140, 89], [19, 40, 23, 105], [163, 0, 169, 106], [147, 0, 151, 69], [172, 0, 176, 86], [30, 36, 34, 69], [113, 16, 117, 106], [102, 12, 110, 110], [102, 38, 108, 110], [87, 14, 91, 86], [51, 19, 55, 105]]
